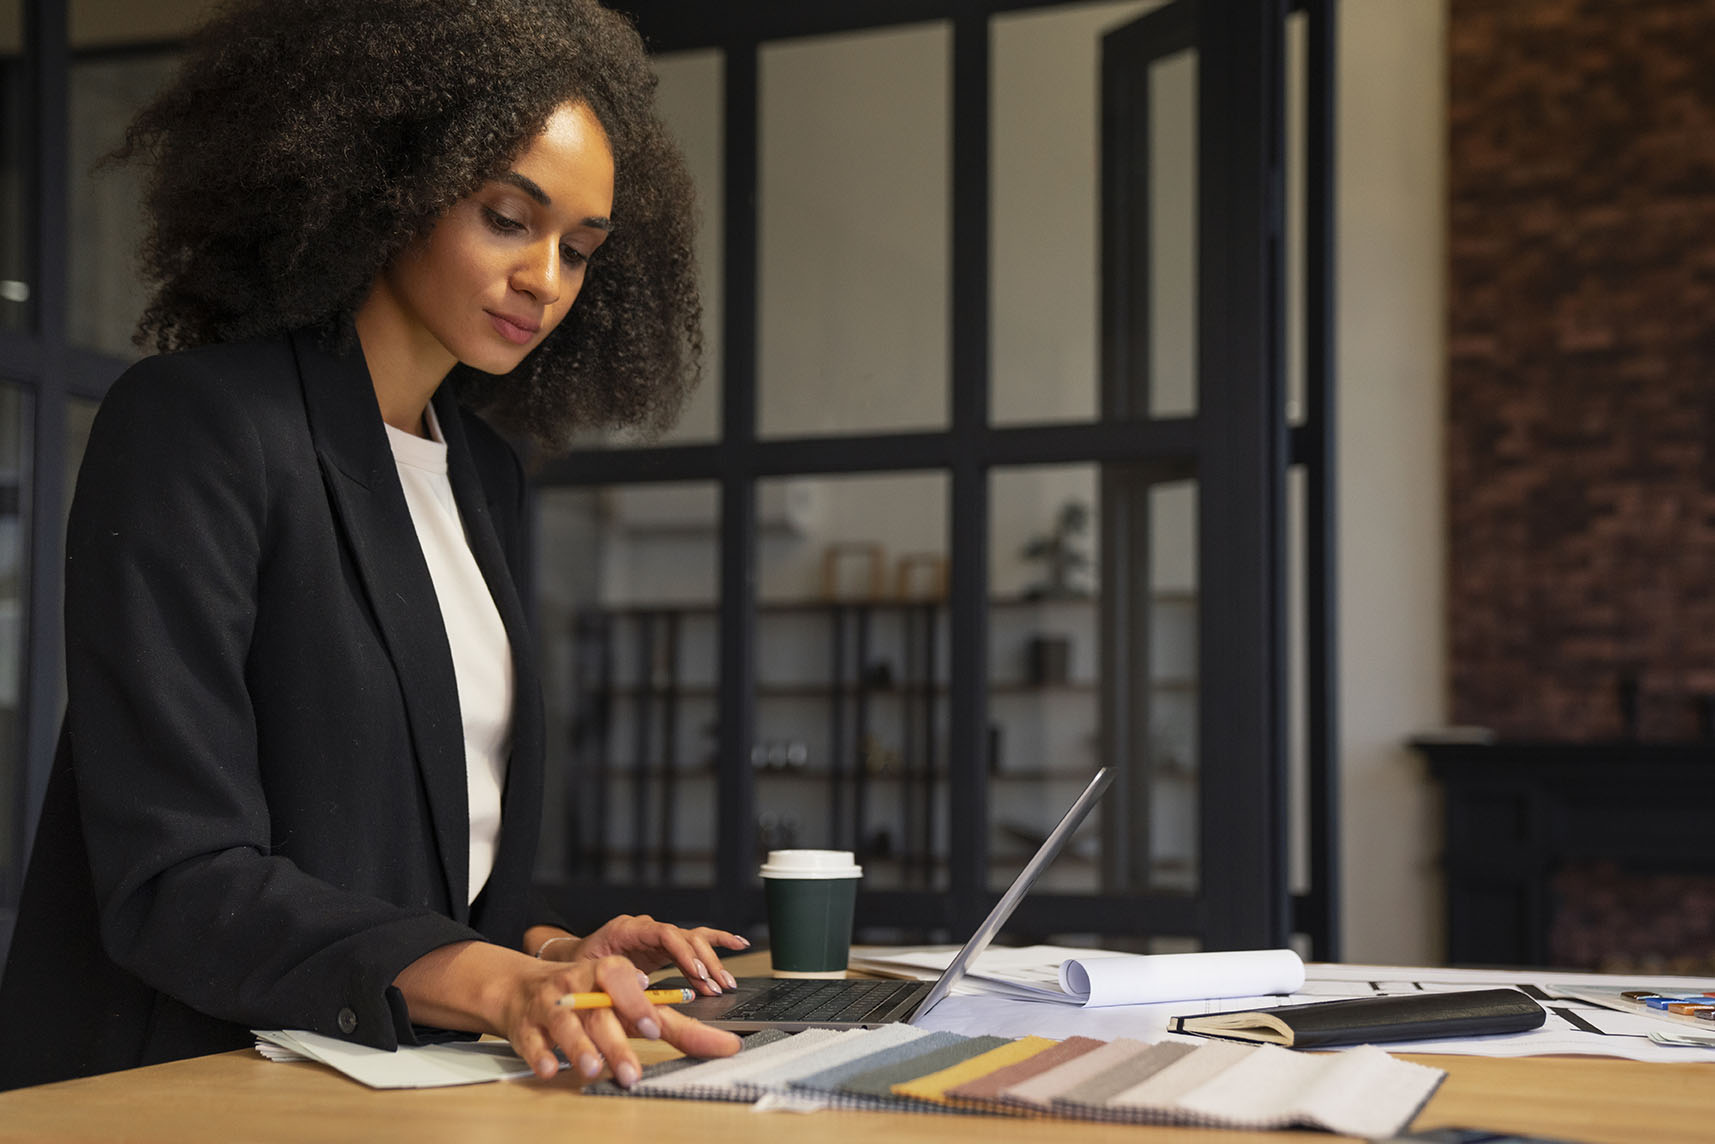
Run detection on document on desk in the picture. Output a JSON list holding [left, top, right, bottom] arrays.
[[847, 945, 1305, 1006], [253, 1029, 537, 1088], [907, 960, 1715, 1063]]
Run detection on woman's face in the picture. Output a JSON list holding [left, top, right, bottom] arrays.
[[377, 100, 615, 375]]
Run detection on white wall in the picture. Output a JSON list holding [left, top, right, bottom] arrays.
[[1336, 0, 1447, 963]]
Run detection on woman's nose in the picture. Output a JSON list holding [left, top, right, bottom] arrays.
[[511, 241, 561, 304]]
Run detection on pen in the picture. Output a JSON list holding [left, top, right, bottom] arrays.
[[556, 987, 697, 1010]]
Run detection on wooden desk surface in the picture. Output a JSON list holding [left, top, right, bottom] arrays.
[[2, 953, 1710, 1143]]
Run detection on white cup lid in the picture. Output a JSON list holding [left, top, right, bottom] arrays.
[[759, 849, 863, 879]]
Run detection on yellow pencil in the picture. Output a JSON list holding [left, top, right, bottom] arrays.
[[557, 987, 697, 1010]]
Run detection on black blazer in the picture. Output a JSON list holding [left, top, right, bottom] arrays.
[[0, 330, 546, 1090]]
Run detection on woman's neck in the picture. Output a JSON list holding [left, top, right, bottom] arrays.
[[352, 287, 456, 438]]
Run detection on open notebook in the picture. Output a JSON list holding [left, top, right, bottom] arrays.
[[666, 767, 1114, 1031]]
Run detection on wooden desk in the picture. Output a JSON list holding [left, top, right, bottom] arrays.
[[2, 954, 1710, 1143]]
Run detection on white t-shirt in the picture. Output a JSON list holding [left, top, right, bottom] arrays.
[[384, 405, 514, 906]]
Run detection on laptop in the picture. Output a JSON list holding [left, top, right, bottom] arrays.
[[665, 766, 1114, 1031]]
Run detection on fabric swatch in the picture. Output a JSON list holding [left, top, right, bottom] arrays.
[[730, 1025, 932, 1101], [633, 1026, 846, 1099], [788, 1030, 969, 1096], [888, 1036, 1057, 1106], [1054, 1040, 1252, 1123], [992, 1036, 1154, 1109], [940, 1035, 1107, 1105], [1169, 1042, 1446, 1138], [1055, 1040, 1197, 1105], [580, 1029, 789, 1098], [837, 1036, 1012, 1099]]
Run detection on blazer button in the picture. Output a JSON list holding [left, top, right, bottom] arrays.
[[338, 1007, 358, 1035]]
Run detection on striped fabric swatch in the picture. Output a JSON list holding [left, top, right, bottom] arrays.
[[1128, 1042, 1446, 1139], [582, 1025, 1445, 1136], [990, 1036, 1156, 1109], [1051, 1040, 1246, 1123], [731, 1024, 932, 1102], [819, 1035, 1012, 1111], [888, 1035, 1057, 1108], [939, 1034, 1107, 1113], [787, 1030, 965, 1093], [580, 1029, 789, 1097], [631, 1026, 848, 1100]]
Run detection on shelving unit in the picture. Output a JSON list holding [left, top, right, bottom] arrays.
[[552, 592, 1197, 896]]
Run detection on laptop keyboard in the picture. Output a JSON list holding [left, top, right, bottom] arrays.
[[722, 978, 926, 1024]]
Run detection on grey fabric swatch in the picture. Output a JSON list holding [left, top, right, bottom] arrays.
[[580, 1028, 790, 1098], [731, 1025, 932, 1100], [1055, 1040, 1195, 1105], [838, 1036, 1013, 1099], [942, 1035, 1106, 1103], [996, 1036, 1153, 1108], [789, 1030, 968, 1094]]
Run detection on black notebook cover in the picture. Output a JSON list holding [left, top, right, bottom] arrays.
[[1169, 987, 1546, 1048]]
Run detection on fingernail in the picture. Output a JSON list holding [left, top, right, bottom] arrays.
[[722, 970, 738, 990], [693, 959, 708, 980], [636, 1016, 661, 1040], [537, 1056, 559, 1079], [615, 1061, 640, 1088], [637, 971, 650, 988], [578, 1053, 602, 1079], [736, 936, 752, 949]]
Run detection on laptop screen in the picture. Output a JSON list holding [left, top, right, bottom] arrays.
[[908, 766, 1115, 1021]]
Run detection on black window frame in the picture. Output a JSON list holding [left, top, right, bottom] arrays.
[[0, 0, 1339, 965], [532, 0, 1341, 956]]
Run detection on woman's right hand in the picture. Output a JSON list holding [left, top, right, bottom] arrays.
[[394, 940, 742, 1084]]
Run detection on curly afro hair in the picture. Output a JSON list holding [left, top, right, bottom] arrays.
[[118, 0, 700, 448]]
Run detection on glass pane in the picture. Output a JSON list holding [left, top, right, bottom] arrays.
[[1146, 44, 1197, 418], [588, 48, 724, 448], [988, 465, 1198, 896], [1287, 465, 1308, 901], [758, 25, 949, 438], [1141, 477, 1197, 892], [70, 0, 218, 48], [534, 482, 719, 888], [988, 465, 1102, 893], [755, 472, 947, 892], [0, 384, 28, 910], [69, 52, 180, 357], [0, 0, 30, 333], [650, 50, 722, 445], [991, 1, 1152, 426], [1286, 9, 1306, 427]]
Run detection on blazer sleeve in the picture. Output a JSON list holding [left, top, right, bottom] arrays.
[[64, 354, 484, 1050]]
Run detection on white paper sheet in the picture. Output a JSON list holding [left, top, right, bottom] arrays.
[[849, 944, 1304, 1006], [252, 1030, 538, 1088]]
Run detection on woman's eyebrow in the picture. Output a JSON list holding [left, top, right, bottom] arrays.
[[499, 172, 612, 230]]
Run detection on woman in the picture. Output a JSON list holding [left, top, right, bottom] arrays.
[[0, 0, 741, 1090]]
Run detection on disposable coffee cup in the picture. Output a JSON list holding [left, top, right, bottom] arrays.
[[760, 850, 862, 977]]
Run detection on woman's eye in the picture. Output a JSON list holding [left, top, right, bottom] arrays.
[[482, 207, 525, 234], [561, 245, 589, 267]]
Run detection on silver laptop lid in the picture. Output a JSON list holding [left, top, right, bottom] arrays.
[[907, 766, 1114, 1022]]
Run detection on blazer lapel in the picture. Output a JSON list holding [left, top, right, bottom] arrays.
[[290, 330, 472, 920], [432, 386, 544, 901]]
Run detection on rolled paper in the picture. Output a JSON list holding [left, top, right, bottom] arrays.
[[1058, 949, 1306, 1007]]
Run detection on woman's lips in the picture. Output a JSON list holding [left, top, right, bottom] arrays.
[[487, 311, 539, 346]]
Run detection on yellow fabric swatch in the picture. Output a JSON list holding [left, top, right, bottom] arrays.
[[889, 1036, 1059, 1106]]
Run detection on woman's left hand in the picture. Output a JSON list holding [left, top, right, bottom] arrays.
[[539, 916, 748, 996]]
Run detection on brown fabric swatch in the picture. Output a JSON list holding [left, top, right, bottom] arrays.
[[943, 1035, 1107, 1103]]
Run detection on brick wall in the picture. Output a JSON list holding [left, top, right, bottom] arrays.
[[1448, 0, 1715, 738]]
